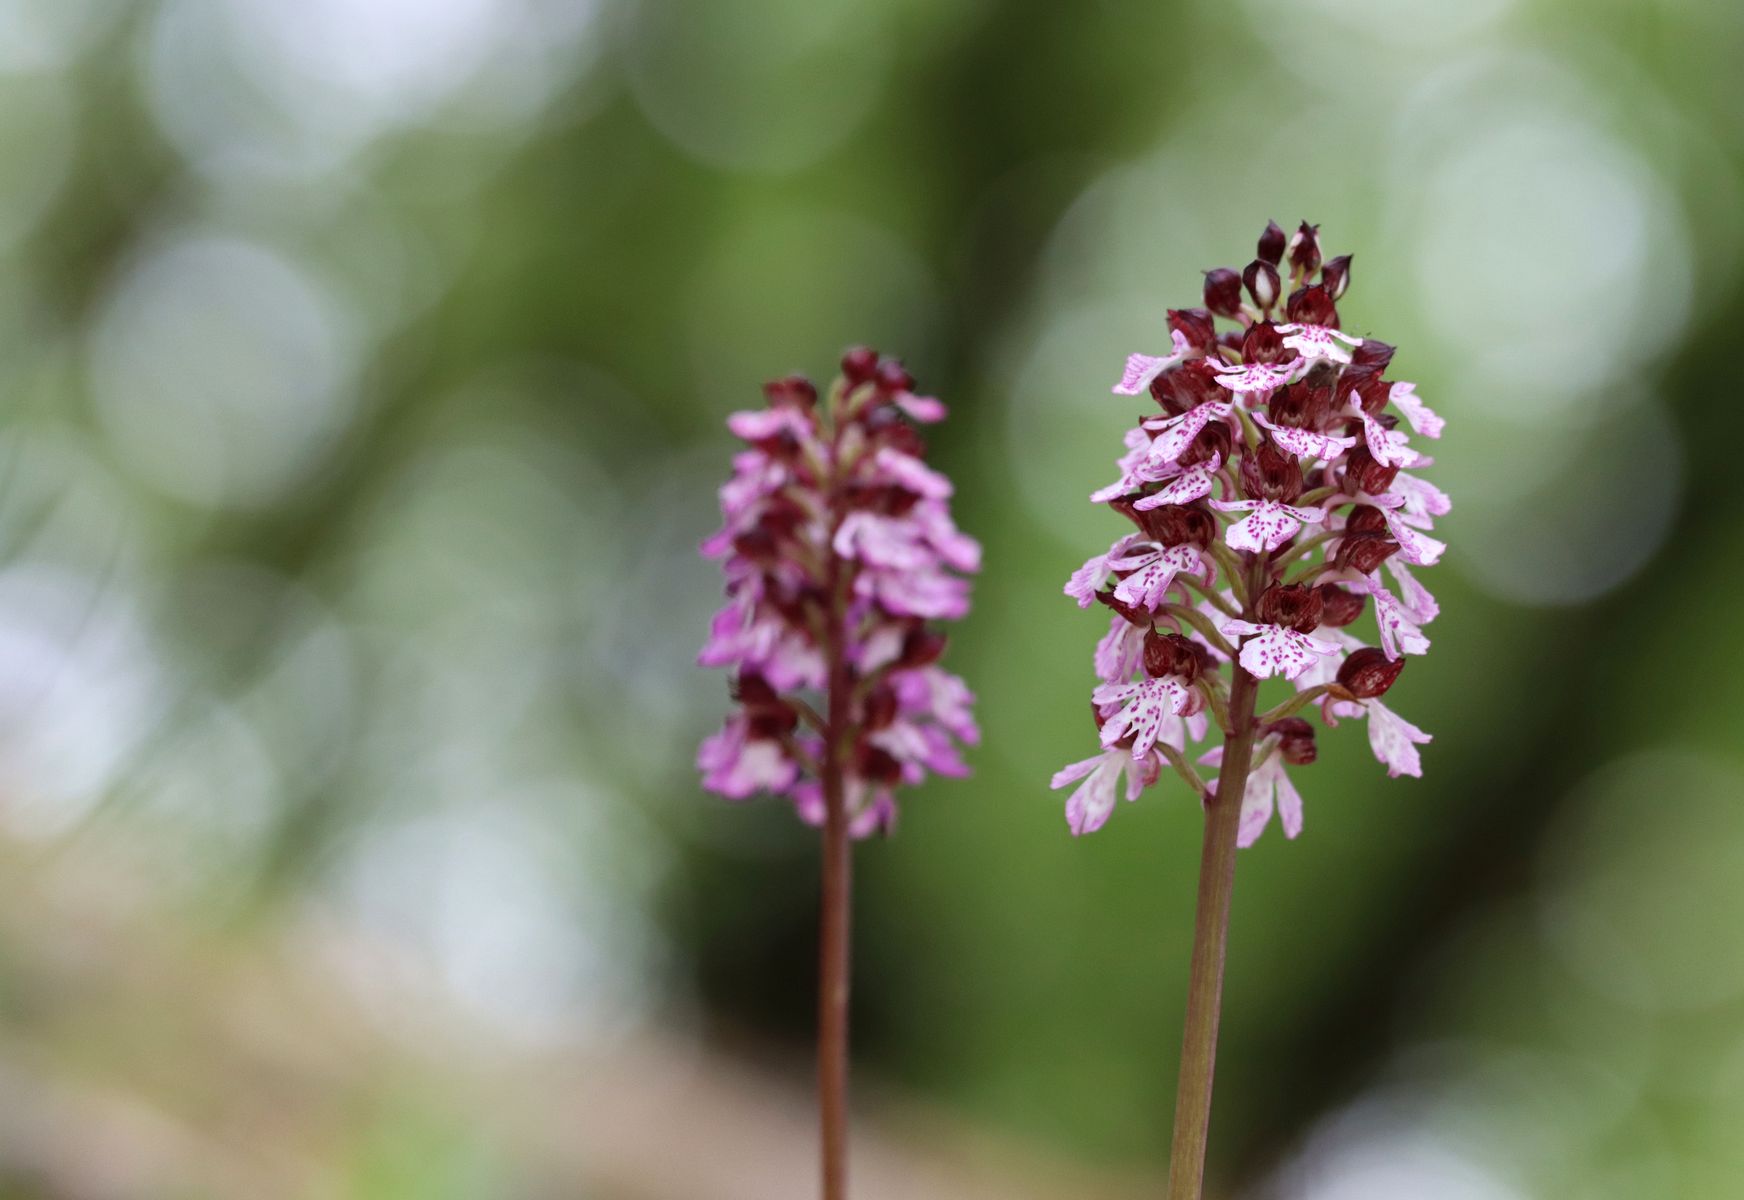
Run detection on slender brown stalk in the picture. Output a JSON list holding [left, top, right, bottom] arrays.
[[817, 739, 851, 1200], [817, 425, 853, 1200], [1166, 554, 1267, 1200]]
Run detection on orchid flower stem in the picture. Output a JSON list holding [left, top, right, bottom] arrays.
[[1166, 551, 1267, 1200], [1175, 575, 1240, 618], [1271, 527, 1336, 574], [1157, 604, 1237, 660], [817, 460, 853, 1200], [1258, 684, 1333, 725], [1208, 542, 1249, 605], [1157, 741, 1211, 799], [1166, 662, 1258, 1200]]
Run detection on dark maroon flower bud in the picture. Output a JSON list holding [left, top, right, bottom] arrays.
[[1267, 382, 1311, 428], [1257, 583, 1323, 634], [1180, 420, 1232, 468], [1144, 631, 1201, 682], [1111, 499, 1214, 547], [1317, 585, 1367, 628], [1335, 530, 1400, 574], [874, 357, 914, 394], [734, 670, 781, 710], [1345, 504, 1388, 534], [863, 683, 899, 731], [731, 528, 780, 564], [746, 709, 799, 738], [1285, 284, 1338, 328], [1351, 339, 1394, 369], [1288, 221, 1322, 275], [841, 345, 879, 383], [1203, 268, 1243, 318], [899, 627, 947, 668], [863, 404, 928, 457], [1320, 254, 1352, 301], [1243, 258, 1281, 310], [1240, 438, 1303, 502], [857, 741, 904, 785], [1344, 447, 1399, 496], [1339, 363, 1390, 414], [1257, 220, 1287, 266], [1094, 587, 1151, 627], [1242, 320, 1287, 364], [1171, 358, 1228, 410], [1268, 716, 1318, 765], [1187, 639, 1219, 679], [1338, 646, 1405, 699], [1168, 308, 1218, 353], [763, 374, 817, 411]]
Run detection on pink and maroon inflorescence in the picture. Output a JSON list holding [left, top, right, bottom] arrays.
[[698, 350, 980, 836], [1054, 222, 1446, 843]]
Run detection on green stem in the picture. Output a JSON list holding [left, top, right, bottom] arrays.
[[1155, 604, 1236, 660]]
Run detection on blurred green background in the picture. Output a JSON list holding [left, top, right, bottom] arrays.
[[0, 0, 1741, 1196]]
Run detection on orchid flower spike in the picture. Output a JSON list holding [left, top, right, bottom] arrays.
[[1055, 224, 1448, 840], [699, 349, 980, 833]]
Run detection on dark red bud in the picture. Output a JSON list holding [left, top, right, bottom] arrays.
[[863, 683, 899, 731], [1345, 505, 1388, 535], [841, 345, 879, 383], [1242, 320, 1287, 364], [1340, 363, 1390, 414], [1316, 585, 1367, 628], [734, 670, 781, 710], [1203, 268, 1243, 318], [763, 374, 817, 411], [746, 709, 799, 738], [1257, 220, 1287, 266], [1285, 284, 1338, 328], [731, 528, 779, 564], [1095, 587, 1151, 627], [1180, 420, 1232, 469], [1168, 308, 1218, 353], [1148, 503, 1216, 548], [1111, 497, 1215, 547], [856, 742, 903, 785], [1351, 339, 1395, 369], [1344, 447, 1399, 496], [1335, 530, 1400, 574], [898, 627, 947, 668], [1338, 647, 1405, 699], [1288, 221, 1322, 275], [1240, 438, 1304, 503], [1257, 583, 1324, 634], [1268, 716, 1318, 765], [1171, 359, 1229, 410], [1243, 259, 1281, 310], [1320, 254, 1352, 301], [874, 358, 914, 394], [1144, 631, 1201, 681]]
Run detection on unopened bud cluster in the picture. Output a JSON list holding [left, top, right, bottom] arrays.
[[1054, 222, 1446, 841], [698, 350, 980, 835]]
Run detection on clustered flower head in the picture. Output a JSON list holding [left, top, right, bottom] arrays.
[[1054, 221, 1446, 843], [698, 349, 980, 836]]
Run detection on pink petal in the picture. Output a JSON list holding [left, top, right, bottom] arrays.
[[1389, 382, 1444, 438]]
